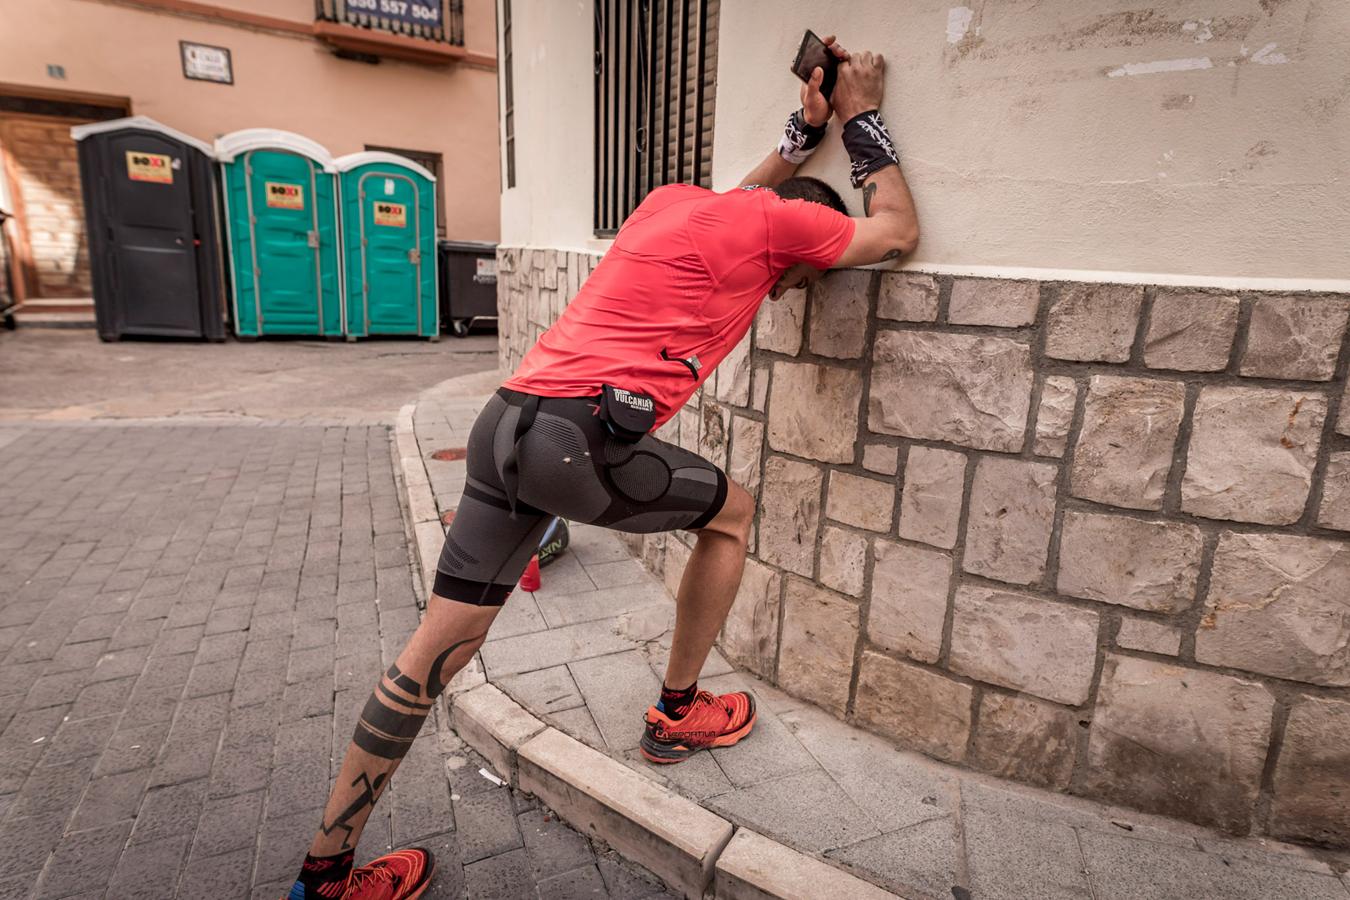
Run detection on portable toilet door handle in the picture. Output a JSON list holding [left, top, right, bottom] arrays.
[[307, 230, 319, 249], [408, 248, 420, 265]]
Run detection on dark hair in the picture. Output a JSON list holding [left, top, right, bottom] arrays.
[[770, 176, 848, 216]]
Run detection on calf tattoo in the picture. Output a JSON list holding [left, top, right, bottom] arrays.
[[426, 632, 487, 699], [319, 771, 388, 849], [352, 691, 429, 760]]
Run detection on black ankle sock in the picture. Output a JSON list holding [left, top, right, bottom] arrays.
[[294, 849, 354, 898], [658, 682, 698, 719]]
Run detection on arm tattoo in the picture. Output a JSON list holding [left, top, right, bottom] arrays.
[[881, 249, 902, 261], [319, 771, 388, 849], [863, 182, 877, 217]]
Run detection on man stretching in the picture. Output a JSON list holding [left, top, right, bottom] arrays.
[[285, 38, 919, 900]]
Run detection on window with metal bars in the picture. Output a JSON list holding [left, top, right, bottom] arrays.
[[502, 0, 516, 189], [593, 0, 719, 237]]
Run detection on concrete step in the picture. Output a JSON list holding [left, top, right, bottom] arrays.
[[13, 298, 95, 328]]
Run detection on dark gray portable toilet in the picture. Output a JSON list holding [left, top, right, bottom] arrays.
[[72, 116, 226, 341]]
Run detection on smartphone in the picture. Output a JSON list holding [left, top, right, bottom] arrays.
[[790, 29, 838, 100]]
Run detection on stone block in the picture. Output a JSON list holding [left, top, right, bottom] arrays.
[[757, 457, 822, 577], [1070, 376, 1186, 511], [867, 539, 950, 663], [778, 578, 859, 716], [949, 585, 1099, 705], [962, 457, 1058, 586], [517, 728, 734, 898], [1056, 511, 1202, 613], [698, 401, 731, 470], [727, 416, 763, 498], [818, 526, 866, 597], [751, 362, 770, 412], [869, 330, 1034, 452], [1318, 452, 1350, 532], [808, 269, 870, 359], [970, 693, 1077, 790], [1143, 289, 1239, 372], [715, 333, 753, 408], [825, 471, 894, 532], [1240, 293, 1350, 381], [1181, 386, 1326, 525], [1033, 376, 1077, 458], [861, 444, 898, 476], [766, 362, 861, 464], [1196, 531, 1350, 686], [714, 828, 897, 900], [719, 558, 781, 680], [1045, 282, 1144, 362], [853, 650, 972, 763], [1269, 697, 1350, 846], [877, 272, 938, 322], [450, 683, 547, 786], [1084, 655, 1274, 833], [897, 446, 967, 550], [947, 278, 1039, 327], [1115, 618, 1181, 656], [755, 289, 806, 355]]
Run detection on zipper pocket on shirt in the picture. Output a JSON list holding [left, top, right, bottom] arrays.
[[661, 347, 702, 380]]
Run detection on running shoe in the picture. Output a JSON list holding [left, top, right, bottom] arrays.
[[639, 689, 757, 763], [285, 848, 434, 900]]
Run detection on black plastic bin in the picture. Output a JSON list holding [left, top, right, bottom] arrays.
[[438, 240, 497, 336], [72, 116, 226, 341]]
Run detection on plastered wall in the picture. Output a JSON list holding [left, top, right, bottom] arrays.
[[0, 0, 502, 241], [503, 0, 1350, 281]]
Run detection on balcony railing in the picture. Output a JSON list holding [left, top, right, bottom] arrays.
[[315, 0, 464, 47]]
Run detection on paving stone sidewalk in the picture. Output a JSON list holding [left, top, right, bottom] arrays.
[[414, 374, 1350, 900], [0, 421, 675, 899]]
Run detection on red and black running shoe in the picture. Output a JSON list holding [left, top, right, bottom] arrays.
[[343, 849, 434, 900], [639, 689, 757, 764]]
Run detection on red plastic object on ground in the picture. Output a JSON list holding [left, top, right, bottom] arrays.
[[520, 554, 541, 592]]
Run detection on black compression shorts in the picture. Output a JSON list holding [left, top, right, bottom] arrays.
[[433, 389, 728, 605]]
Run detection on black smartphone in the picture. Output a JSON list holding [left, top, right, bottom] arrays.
[[790, 29, 838, 100]]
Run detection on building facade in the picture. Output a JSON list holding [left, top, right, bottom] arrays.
[[495, 0, 1350, 847], [0, 0, 498, 311]]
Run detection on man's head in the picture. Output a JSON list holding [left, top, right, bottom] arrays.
[[771, 176, 847, 216], [767, 176, 846, 299]]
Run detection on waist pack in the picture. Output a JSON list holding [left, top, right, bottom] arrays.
[[597, 384, 656, 443]]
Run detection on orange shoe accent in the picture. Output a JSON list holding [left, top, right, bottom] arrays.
[[639, 689, 757, 763], [343, 848, 434, 900]]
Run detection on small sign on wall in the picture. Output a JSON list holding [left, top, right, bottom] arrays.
[[181, 41, 233, 84]]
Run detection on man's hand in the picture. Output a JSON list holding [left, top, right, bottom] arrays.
[[831, 50, 885, 123], [800, 35, 849, 127]]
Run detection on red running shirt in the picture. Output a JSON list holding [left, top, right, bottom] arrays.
[[503, 185, 856, 427]]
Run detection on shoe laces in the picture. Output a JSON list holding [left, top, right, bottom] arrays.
[[346, 863, 397, 895]]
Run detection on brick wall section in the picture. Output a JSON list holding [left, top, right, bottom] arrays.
[[496, 246, 1350, 849], [0, 116, 93, 298]]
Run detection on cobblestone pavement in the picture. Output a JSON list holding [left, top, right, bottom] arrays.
[[0, 422, 676, 899], [414, 375, 1350, 900], [0, 329, 497, 424]]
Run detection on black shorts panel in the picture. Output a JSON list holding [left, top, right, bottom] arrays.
[[432, 389, 728, 604]]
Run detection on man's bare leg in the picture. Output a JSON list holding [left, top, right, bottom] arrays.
[[663, 481, 755, 690], [307, 597, 499, 858]]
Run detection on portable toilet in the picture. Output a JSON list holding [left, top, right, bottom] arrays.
[[71, 116, 226, 341], [335, 152, 438, 339], [215, 129, 342, 337]]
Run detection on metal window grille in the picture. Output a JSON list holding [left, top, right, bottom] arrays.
[[594, 0, 719, 237], [315, 0, 465, 46], [502, 0, 516, 188]]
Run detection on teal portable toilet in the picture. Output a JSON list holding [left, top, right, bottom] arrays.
[[335, 152, 438, 339], [215, 129, 343, 337]]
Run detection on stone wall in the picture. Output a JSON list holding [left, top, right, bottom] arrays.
[[0, 116, 92, 298], [496, 246, 1350, 848]]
